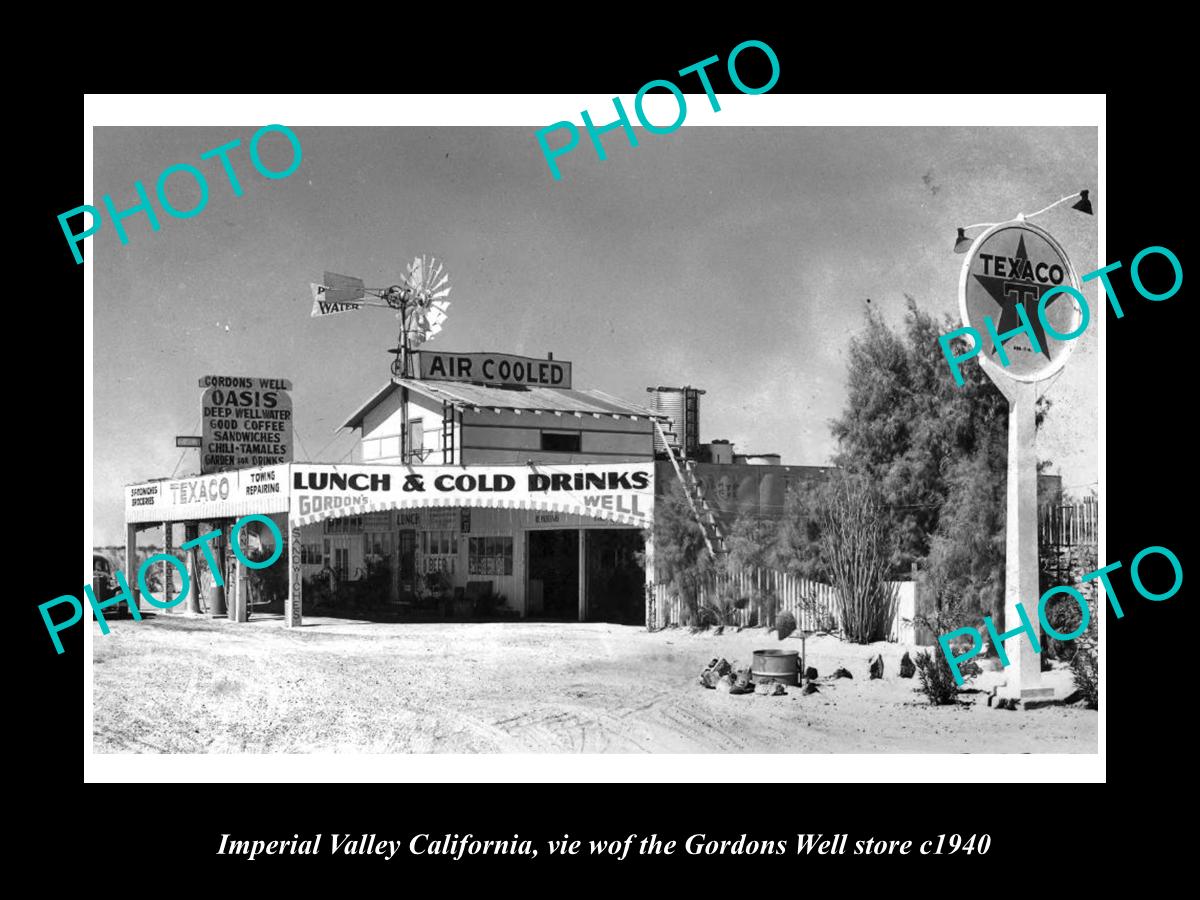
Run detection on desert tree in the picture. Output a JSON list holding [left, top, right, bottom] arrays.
[[645, 480, 721, 627], [725, 513, 782, 627], [831, 297, 1052, 628]]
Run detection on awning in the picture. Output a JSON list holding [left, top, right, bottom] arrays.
[[125, 462, 654, 529], [125, 466, 290, 524]]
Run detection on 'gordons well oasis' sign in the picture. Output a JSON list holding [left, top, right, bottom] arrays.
[[200, 375, 294, 473]]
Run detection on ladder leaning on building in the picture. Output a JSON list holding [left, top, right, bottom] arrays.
[[652, 418, 727, 558]]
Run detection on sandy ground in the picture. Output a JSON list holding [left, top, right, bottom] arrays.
[[92, 615, 1097, 753]]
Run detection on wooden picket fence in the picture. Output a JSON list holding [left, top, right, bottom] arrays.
[[651, 565, 840, 631], [1038, 498, 1098, 549], [1038, 498, 1099, 588]]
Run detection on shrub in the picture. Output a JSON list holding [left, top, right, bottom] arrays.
[[775, 611, 797, 640], [914, 649, 963, 705], [814, 610, 838, 635], [648, 482, 720, 625], [820, 477, 899, 643], [1042, 593, 1083, 661], [1069, 609, 1098, 709]]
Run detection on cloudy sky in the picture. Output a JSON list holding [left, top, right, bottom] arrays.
[[92, 123, 1097, 544]]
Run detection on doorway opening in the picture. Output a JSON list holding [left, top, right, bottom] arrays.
[[585, 529, 646, 625], [527, 529, 578, 619]]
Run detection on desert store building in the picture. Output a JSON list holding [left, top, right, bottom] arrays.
[[124, 459, 656, 626], [121, 353, 836, 629], [123, 353, 664, 627]]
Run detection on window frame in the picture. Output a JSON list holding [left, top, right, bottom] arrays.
[[540, 429, 582, 453]]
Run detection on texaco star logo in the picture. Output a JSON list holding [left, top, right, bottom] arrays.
[[972, 234, 1062, 360]]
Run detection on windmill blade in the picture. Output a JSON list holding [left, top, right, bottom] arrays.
[[404, 257, 423, 288], [425, 263, 448, 293], [322, 271, 367, 304], [405, 254, 444, 297], [401, 255, 453, 342], [427, 268, 449, 292]]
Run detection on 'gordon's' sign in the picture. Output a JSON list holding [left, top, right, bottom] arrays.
[[417, 351, 572, 389]]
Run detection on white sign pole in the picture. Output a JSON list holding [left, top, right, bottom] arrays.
[[987, 368, 1050, 699]]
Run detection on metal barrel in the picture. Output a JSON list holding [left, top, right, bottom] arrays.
[[751, 649, 800, 685]]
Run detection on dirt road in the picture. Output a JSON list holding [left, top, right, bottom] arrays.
[[92, 615, 1096, 753]]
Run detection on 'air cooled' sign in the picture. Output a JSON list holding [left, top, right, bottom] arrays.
[[417, 351, 572, 389]]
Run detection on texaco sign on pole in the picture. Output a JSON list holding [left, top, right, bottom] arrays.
[[957, 218, 1085, 702], [959, 220, 1085, 383]]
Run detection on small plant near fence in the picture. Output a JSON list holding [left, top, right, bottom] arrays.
[[914, 649, 963, 705], [912, 594, 979, 704], [1069, 603, 1098, 709]]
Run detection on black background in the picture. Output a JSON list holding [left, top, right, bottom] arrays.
[[22, 22, 1188, 884]]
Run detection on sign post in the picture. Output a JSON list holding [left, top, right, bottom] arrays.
[[959, 219, 1085, 701]]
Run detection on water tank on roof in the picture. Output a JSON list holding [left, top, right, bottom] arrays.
[[705, 440, 733, 465], [647, 386, 704, 458], [743, 453, 782, 466]]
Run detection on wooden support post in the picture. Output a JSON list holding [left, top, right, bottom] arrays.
[[230, 519, 250, 624], [286, 518, 303, 627], [183, 522, 202, 614], [578, 529, 587, 622], [234, 556, 249, 623], [125, 521, 141, 614], [162, 521, 174, 611], [643, 529, 655, 631]]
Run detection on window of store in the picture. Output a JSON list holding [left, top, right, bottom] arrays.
[[540, 430, 581, 452], [408, 418, 425, 462], [469, 536, 513, 575], [422, 530, 458, 574]]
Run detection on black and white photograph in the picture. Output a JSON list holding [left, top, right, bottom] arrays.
[[81, 100, 1103, 767]]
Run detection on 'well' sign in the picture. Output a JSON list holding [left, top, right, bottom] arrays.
[[417, 351, 572, 389], [200, 375, 294, 473]]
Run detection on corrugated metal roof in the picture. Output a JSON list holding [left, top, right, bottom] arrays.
[[341, 379, 663, 430]]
